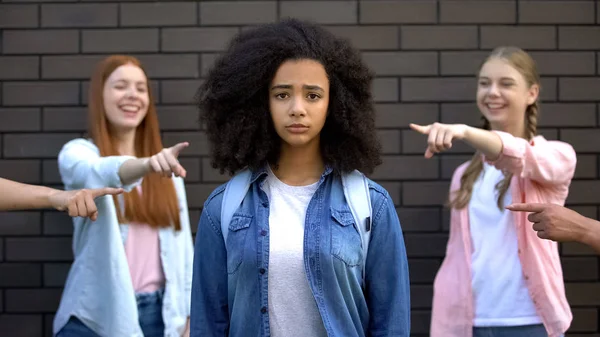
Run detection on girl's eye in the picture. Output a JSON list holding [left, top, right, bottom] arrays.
[[275, 93, 289, 99], [307, 93, 320, 100]]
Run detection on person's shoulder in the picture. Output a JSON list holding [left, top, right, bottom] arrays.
[[533, 135, 575, 151], [201, 182, 228, 220], [60, 137, 98, 154], [342, 171, 392, 209], [206, 183, 228, 205], [203, 168, 263, 217], [364, 176, 390, 200], [58, 138, 99, 165], [359, 175, 398, 225], [532, 135, 577, 162]]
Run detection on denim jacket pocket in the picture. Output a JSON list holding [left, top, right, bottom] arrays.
[[330, 207, 362, 267], [226, 214, 253, 274]]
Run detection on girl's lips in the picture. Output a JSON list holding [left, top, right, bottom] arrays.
[[286, 125, 309, 133]]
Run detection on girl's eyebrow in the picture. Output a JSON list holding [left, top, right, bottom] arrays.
[[478, 76, 516, 82], [270, 84, 324, 92], [110, 79, 147, 85]]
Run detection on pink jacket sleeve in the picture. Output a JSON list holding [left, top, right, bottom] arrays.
[[485, 130, 577, 187]]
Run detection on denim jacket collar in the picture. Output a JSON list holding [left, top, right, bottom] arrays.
[[249, 163, 334, 186]]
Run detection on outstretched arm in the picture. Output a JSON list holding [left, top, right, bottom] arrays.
[[507, 203, 600, 254], [410, 123, 502, 160], [410, 122, 576, 187], [59, 139, 190, 191], [0, 178, 123, 220], [118, 142, 190, 185]]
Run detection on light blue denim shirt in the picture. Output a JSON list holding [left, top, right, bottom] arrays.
[[53, 138, 194, 337], [190, 166, 410, 337]]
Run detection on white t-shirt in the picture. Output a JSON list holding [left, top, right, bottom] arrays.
[[263, 167, 328, 337], [469, 163, 542, 327]]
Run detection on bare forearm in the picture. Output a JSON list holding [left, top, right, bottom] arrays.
[[0, 178, 56, 210], [580, 216, 600, 255], [462, 126, 503, 161], [118, 158, 151, 185]]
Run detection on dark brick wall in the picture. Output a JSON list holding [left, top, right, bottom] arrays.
[[0, 1, 598, 336]]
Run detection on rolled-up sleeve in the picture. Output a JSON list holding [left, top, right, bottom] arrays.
[[58, 138, 142, 192], [484, 131, 577, 187]]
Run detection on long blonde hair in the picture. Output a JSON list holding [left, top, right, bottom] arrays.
[[448, 46, 540, 210]]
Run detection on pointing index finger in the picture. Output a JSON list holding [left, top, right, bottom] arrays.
[[409, 123, 431, 135], [91, 187, 124, 199], [170, 142, 190, 156], [506, 203, 546, 213]]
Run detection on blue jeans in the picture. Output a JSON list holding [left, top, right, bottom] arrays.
[[56, 289, 165, 337], [473, 324, 561, 337]]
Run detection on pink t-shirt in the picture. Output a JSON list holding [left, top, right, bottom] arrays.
[[123, 186, 166, 293], [124, 222, 165, 293]]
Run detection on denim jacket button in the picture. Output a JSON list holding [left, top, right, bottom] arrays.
[[262, 202, 268, 207], [259, 268, 266, 274], [261, 306, 267, 314], [261, 230, 267, 236]]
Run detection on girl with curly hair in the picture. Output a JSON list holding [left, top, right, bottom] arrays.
[[190, 19, 410, 337], [411, 47, 575, 337]]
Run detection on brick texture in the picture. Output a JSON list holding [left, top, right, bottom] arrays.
[[481, 26, 557, 50], [559, 26, 600, 50], [519, 1, 595, 24], [440, 1, 516, 24], [0, 315, 42, 337], [0, 108, 41, 131], [161, 27, 239, 52], [199, 1, 277, 26], [0, 4, 38, 28], [360, 0, 436, 24], [363, 52, 438, 76], [120, 2, 197, 27], [0, 1, 599, 336], [0, 212, 41, 236], [41, 55, 104, 79], [280, 1, 357, 24], [0, 160, 41, 183], [326, 26, 399, 50], [2, 82, 79, 106], [82, 29, 159, 53], [402, 26, 478, 50], [3, 30, 79, 54], [0, 57, 39, 80], [41, 4, 118, 28]]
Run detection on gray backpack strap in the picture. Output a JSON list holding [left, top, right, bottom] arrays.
[[341, 170, 373, 282], [221, 169, 252, 243]]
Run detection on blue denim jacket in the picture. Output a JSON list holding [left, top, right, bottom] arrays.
[[190, 166, 410, 337]]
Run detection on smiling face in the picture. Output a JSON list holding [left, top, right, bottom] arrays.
[[268, 58, 330, 150], [476, 57, 539, 132], [102, 63, 150, 133]]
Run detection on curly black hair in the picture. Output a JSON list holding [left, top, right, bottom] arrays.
[[196, 18, 382, 176]]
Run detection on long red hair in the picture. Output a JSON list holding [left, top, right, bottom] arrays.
[[88, 55, 181, 230]]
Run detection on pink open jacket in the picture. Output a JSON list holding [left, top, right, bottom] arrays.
[[430, 130, 577, 337]]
